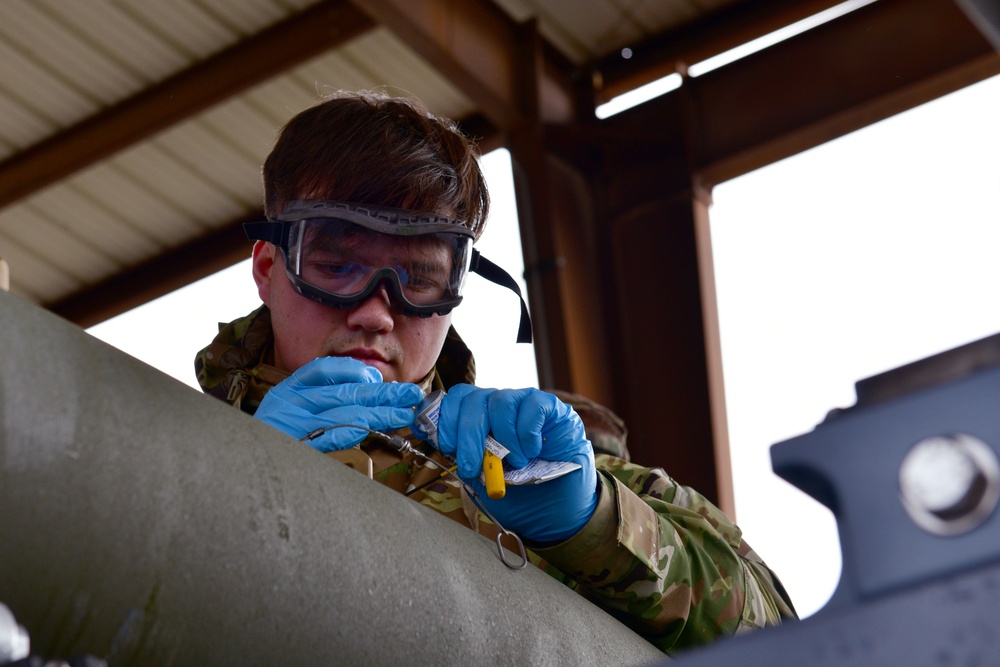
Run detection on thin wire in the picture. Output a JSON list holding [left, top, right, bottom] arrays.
[[404, 464, 457, 497], [302, 424, 528, 569]]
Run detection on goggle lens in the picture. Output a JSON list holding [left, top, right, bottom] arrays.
[[286, 218, 472, 314], [242, 200, 531, 342]]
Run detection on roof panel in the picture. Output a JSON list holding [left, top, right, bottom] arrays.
[[113, 145, 245, 229], [331, 28, 476, 117], [531, 0, 623, 61], [154, 121, 264, 210], [489, 0, 624, 61], [0, 0, 139, 104], [291, 56, 378, 98], [112, 0, 242, 60], [0, 40, 98, 131], [0, 230, 79, 301], [0, 206, 118, 284], [71, 163, 204, 246], [198, 96, 286, 162], [36, 0, 190, 83], [26, 185, 163, 261], [0, 89, 57, 156], [246, 72, 329, 124], [191, 0, 292, 36]]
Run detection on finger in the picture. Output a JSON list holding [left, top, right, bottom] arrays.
[[486, 389, 532, 467], [362, 405, 420, 433], [513, 389, 554, 460], [538, 398, 587, 461], [453, 386, 493, 480], [283, 380, 422, 414], [309, 405, 417, 451], [436, 384, 479, 458], [348, 381, 424, 408], [314, 404, 417, 431], [291, 356, 383, 387]]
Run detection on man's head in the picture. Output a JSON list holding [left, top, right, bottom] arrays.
[[252, 91, 488, 383], [262, 91, 488, 237]]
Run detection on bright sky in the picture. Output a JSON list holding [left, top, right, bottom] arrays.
[[88, 73, 1000, 620]]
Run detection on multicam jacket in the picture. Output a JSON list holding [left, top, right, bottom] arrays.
[[195, 306, 797, 654]]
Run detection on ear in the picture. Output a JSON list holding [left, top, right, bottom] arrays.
[[251, 241, 277, 305]]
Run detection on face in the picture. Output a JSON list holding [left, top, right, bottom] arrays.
[[252, 240, 453, 383]]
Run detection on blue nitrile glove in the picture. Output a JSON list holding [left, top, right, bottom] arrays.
[[253, 356, 423, 452], [434, 385, 598, 543]]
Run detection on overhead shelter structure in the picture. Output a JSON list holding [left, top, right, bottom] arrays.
[[0, 0, 997, 514]]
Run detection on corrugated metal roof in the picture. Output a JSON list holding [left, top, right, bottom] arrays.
[[0, 0, 526, 305], [0, 0, 307, 301]]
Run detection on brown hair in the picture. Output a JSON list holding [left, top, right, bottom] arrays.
[[263, 90, 489, 240]]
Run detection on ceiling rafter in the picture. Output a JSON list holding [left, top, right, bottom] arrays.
[[688, 0, 1000, 185], [49, 215, 259, 327], [591, 0, 852, 103], [353, 0, 580, 129], [0, 0, 375, 212], [548, 0, 1000, 194]]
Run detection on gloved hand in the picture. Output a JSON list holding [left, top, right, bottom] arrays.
[[434, 385, 598, 543], [253, 356, 423, 452]]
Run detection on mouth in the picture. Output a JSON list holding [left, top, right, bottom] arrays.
[[340, 348, 389, 367]]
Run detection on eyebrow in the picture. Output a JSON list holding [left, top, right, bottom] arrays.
[[306, 229, 452, 272]]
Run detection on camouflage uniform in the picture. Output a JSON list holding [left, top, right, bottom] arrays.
[[196, 306, 797, 654]]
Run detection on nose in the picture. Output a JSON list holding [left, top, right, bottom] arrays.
[[345, 286, 395, 333]]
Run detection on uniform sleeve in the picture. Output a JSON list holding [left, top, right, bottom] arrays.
[[529, 455, 797, 654]]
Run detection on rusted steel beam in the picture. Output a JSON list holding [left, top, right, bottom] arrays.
[[359, 0, 584, 388], [353, 0, 579, 130], [688, 0, 1000, 185], [590, 0, 1000, 187], [502, 20, 572, 390], [593, 0, 850, 103], [47, 215, 258, 328], [0, 1, 374, 210]]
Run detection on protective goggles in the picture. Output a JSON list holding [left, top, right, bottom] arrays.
[[245, 200, 532, 343]]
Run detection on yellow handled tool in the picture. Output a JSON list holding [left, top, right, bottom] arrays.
[[413, 390, 508, 500], [483, 449, 506, 499]]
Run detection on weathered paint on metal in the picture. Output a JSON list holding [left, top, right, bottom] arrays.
[[0, 291, 663, 666]]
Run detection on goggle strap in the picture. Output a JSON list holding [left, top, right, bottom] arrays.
[[243, 221, 288, 246], [470, 249, 533, 344]]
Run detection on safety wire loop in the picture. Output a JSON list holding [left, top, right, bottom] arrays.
[[302, 424, 528, 570]]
